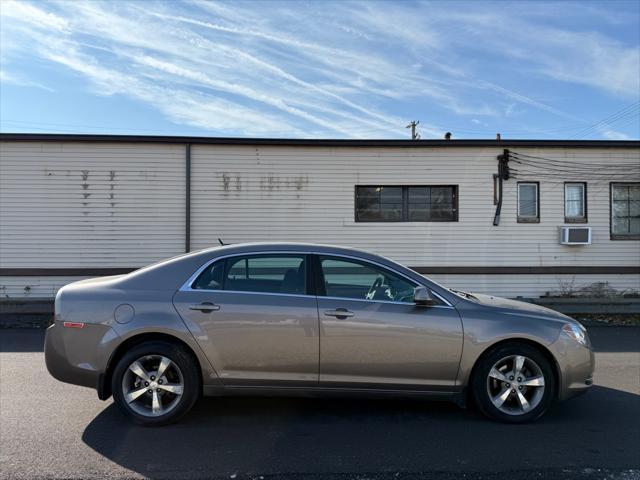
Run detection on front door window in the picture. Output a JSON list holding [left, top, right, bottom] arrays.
[[318, 256, 416, 303]]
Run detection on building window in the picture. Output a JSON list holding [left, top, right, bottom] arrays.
[[355, 186, 458, 222], [564, 182, 587, 223], [611, 183, 640, 240], [517, 182, 539, 223]]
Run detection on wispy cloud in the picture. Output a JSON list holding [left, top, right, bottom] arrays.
[[600, 128, 631, 140], [0, 70, 54, 92], [1, 0, 638, 138]]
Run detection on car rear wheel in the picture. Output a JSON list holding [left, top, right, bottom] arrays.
[[111, 341, 200, 426], [472, 343, 555, 423]]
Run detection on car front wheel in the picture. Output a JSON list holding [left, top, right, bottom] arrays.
[[111, 341, 200, 426], [472, 343, 556, 423]]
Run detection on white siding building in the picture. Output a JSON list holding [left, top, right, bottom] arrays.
[[1, 134, 638, 299]]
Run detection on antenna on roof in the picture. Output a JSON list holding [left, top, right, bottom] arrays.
[[218, 238, 226, 246]]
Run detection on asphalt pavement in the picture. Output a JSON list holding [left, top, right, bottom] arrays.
[[1, 327, 639, 480]]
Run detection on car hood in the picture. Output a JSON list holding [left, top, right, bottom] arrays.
[[467, 292, 574, 322]]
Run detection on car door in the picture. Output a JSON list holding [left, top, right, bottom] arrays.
[[173, 253, 320, 386], [315, 254, 463, 390]]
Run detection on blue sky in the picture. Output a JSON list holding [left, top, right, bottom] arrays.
[[0, 0, 639, 139]]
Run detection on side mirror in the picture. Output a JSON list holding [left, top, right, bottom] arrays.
[[413, 286, 435, 306]]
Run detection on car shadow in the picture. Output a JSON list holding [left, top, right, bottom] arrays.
[[82, 385, 640, 479]]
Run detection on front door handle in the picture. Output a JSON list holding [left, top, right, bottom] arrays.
[[324, 308, 354, 319], [189, 302, 221, 313]]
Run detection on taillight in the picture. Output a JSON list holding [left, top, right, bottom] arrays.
[[63, 322, 85, 329]]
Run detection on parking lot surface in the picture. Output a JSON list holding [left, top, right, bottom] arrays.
[[1, 327, 639, 480]]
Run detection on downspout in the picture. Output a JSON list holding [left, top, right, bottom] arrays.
[[185, 143, 191, 252], [493, 149, 509, 226]]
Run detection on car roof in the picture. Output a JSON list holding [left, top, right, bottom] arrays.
[[195, 242, 374, 256]]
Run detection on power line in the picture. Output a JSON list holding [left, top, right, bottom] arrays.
[[508, 149, 640, 182], [570, 101, 640, 139], [511, 152, 640, 167]]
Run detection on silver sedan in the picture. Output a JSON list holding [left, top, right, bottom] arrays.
[[45, 243, 594, 425]]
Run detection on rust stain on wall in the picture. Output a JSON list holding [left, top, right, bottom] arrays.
[[258, 175, 309, 192], [109, 170, 116, 212], [219, 173, 243, 193]]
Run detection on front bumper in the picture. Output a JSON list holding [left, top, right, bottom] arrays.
[[44, 321, 120, 391], [551, 333, 595, 401]]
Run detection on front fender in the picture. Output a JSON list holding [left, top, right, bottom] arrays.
[[456, 304, 564, 388]]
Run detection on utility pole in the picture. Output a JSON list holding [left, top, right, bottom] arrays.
[[406, 120, 420, 140]]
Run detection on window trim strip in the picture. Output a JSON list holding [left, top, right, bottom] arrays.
[[179, 250, 454, 308]]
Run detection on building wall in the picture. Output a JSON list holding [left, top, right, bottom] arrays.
[[0, 141, 185, 269], [190, 145, 639, 266], [1, 141, 638, 298]]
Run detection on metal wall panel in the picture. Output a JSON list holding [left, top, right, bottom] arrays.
[[190, 145, 640, 269], [2, 141, 639, 298], [0, 142, 185, 268]]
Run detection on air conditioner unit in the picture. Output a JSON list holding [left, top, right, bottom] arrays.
[[559, 226, 591, 245]]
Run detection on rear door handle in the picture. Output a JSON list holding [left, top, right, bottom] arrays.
[[323, 308, 354, 319], [189, 302, 221, 313]]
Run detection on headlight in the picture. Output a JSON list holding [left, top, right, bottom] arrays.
[[562, 323, 589, 347]]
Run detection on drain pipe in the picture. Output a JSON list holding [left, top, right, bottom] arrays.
[[185, 143, 191, 252], [493, 149, 509, 226]]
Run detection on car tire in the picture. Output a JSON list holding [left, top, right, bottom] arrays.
[[472, 343, 556, 423], [111, 340, 200, 426]]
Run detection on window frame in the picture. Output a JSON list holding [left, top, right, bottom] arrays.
[[517, 181, 540, 223], [610, 182, 640, 241], [354, 185, 459, 223], [564, 182, 587, 224], [189, 253, 314, 296], [182, 251, 454, 307]]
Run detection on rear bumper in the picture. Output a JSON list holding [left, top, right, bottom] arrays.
[[44, 321, 120, 391]]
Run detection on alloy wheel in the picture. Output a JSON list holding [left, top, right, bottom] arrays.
[[486, 354, 546, 416], [122, 355, 184, 417]]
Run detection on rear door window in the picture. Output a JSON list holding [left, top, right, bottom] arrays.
[[224, 255, 307, 295], [192, 260, 225, 290]]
